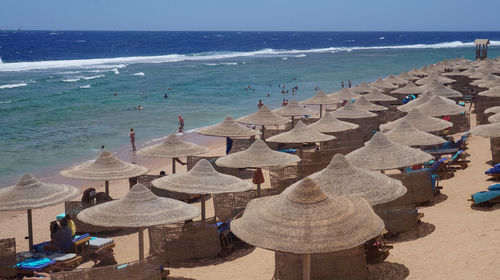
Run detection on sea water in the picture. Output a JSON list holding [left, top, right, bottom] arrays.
[[1, 31, 500, 184]]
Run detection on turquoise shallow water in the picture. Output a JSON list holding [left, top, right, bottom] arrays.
[[1, 42, 500, 185]]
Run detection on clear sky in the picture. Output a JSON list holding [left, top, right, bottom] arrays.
[[1, 0, 500, 31]]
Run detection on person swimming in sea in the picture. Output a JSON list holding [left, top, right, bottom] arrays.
[[164, 93, 168, 99], [138, 105, 143, 110]]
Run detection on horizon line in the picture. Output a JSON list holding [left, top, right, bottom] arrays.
[[2, 29, 500, 33]]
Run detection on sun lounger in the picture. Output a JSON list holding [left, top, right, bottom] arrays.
[[471, 190, 500, 205], [485, 166, 500, 179], [17, 257, 55, 272]]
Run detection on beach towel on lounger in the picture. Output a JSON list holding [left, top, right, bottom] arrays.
[[472, 190, 500, 204]]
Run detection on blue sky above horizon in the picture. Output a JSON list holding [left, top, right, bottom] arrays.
[[1, 0, 500, 31]]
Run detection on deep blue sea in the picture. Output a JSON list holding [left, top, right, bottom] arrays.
[[1, 31, 500, 185]]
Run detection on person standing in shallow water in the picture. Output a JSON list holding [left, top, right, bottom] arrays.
[[178, 115, 184, 132], [129, 128, 136, 151]]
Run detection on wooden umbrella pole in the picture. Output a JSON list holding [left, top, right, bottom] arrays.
[[105, 180, 110, 196], [303, 253, 311, 280], [261, 125, 265, 140], [27, 209, 33, 251], [257, 183, 261, 197], [138, 227, 144, 260], [201, 194, 206, 220], [291, 116, 295, 128], [320, 104, 323, 118], [172, 158, 176, 174]]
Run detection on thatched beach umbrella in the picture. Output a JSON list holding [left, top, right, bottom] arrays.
[[138, 133, 209, 174], [408, 67, 428, 77], [488, 113, 500, 123], [415, 96, 466, 117], [327, 87, 359, 101], [151, 159, 253, 220], [371, 78, 397, 90], [471, 123, 500, 138], [329, 102, 377, 119], [353, 96, 388, 112], [459, 67, 477, 77], [308, 112, 359, 133], [391, 81, 426, 95], [363, 88, 397, 102], [384, 74, 408, 85], [397, 92, 434, 112], [479, 86, 500, 98], [426, 83, 463, 98], [415, 75, 455, 86], [300, 90, 342, 118], [0, 174, 79, 250], [231, 177, 384, 280], [196, 115, 260, 154], [274, 99, 315, 128], [61, 150, 149, 195], [351, 82, 377, 94], [266, 120, 335, 144], [384, 120, 447, 147], [345, 132, 433, 171], [380, 108, 453, 133], [78, 183, 199, 260], [215, 139, 301, 194], [397, 72, 420, 81], [485, 106, 500, 115], [309, 154, 406, 206], [237, 105, 290, 139]]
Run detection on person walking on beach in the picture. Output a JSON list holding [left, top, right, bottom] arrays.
[[178, 115, 184, 133], [129, 128, 136, 151], [341, 82, 344, 88], [348, 80, 352, 88], [258, 99, 264, 109]]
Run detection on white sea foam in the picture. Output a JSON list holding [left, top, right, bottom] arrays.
[[203, 62, 238, 66], [80, 84, 91, 88], [82, 74, 105, 80], [0, 100, 12, 104], [292, 54, 307, 58], [132, 72, 145, 76], [111, 68, 120, 75], [1, 40, 497, 72], [0, 82, 28, 89], [62, 78, 80, 82]]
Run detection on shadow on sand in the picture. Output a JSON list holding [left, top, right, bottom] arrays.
[[368, 261, 410, 280], [471, 201, 500, 212], [385, 222, 435, 244]]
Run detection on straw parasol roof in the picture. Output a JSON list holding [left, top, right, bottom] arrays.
[[308, 113, 359, 133], [459, 67, 477, 77], [78, 183, 199, 228], [479, 86, 500, 98], [488, 113, 500, 123], [351, 82, 377, 94], [266, 120, 335, 143], [397, 72, 420, 81], [61, 150, 149, 181], [300, 90, 341, 105], [470, 73, 500, 84], [196, 116, 260, 138], [371, 78, 398, 90], [310, 154, 406, 206], [231, 177, 384, 254], [151, 159, 253, 194], [471, 123, 500, 138], [415, 75, 455, 86], [391, 81, 426, 95], [485, 106, 500, 115], [415, 96, 466, 117], [353, 96, 388, 111], [137, 133, 209, 158], [380, 108, 453, 133], [0, 174, 79, 211], [384, 74, 408, 85], [384, 120, 447, 146], [363, 88, 397, 102], [426, 83, 463, 98], [345, 132, 433, 170], [237, 105, 290, 126], [397, 92, 434, 112], [408, 67, 428, 77], [327, 88, 359, 100], [215, 139, 301, 169], [329, 102, 377, 119], [418, 80, 445, 92], [469, 71, 496, 80], [274, 99, 315, 117]]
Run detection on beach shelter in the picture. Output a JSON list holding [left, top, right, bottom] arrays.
[[309, 154, 406, 206], [300, 90, 341, 118], [329, 102, 377, 119], [307, 112, 359, 133], [215, 139, 301, 195], [426, 83, 463, 98], [237, 105, 290, 139], [274, 100, 315, 128], [78, 183, 199, 260], [231, 177, 384, 280], [380, 108, 453, 133], [391, 81, 426, 95], [351, 82, 377, 94], [488, 113, 500, 123], [485, 106, 500, 115], [397, 72, 420, 81], [137, 133, 209, 174], [383, 74, 408, 86], [362, 88, 397, 102], [459, 67, 477, 77], [479, 86, 500, 98], [384, 120, 447, 147], [471, 123, 500, 164], [415, 75, 455, 86], [0, 174, 79, 250], [266, 120, 335, 144], [196, 115, 260, 153], [353, 96, 388, 112], [415, 96, 466, 117], [408, 67, 428, 77], [397, 92, 434, 112], [61, 150, 149, 195], [345, 132, 433, 171], [151, 159, 252, 220], [327, 88, 359, 101], [371, 78, 398, 90]]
